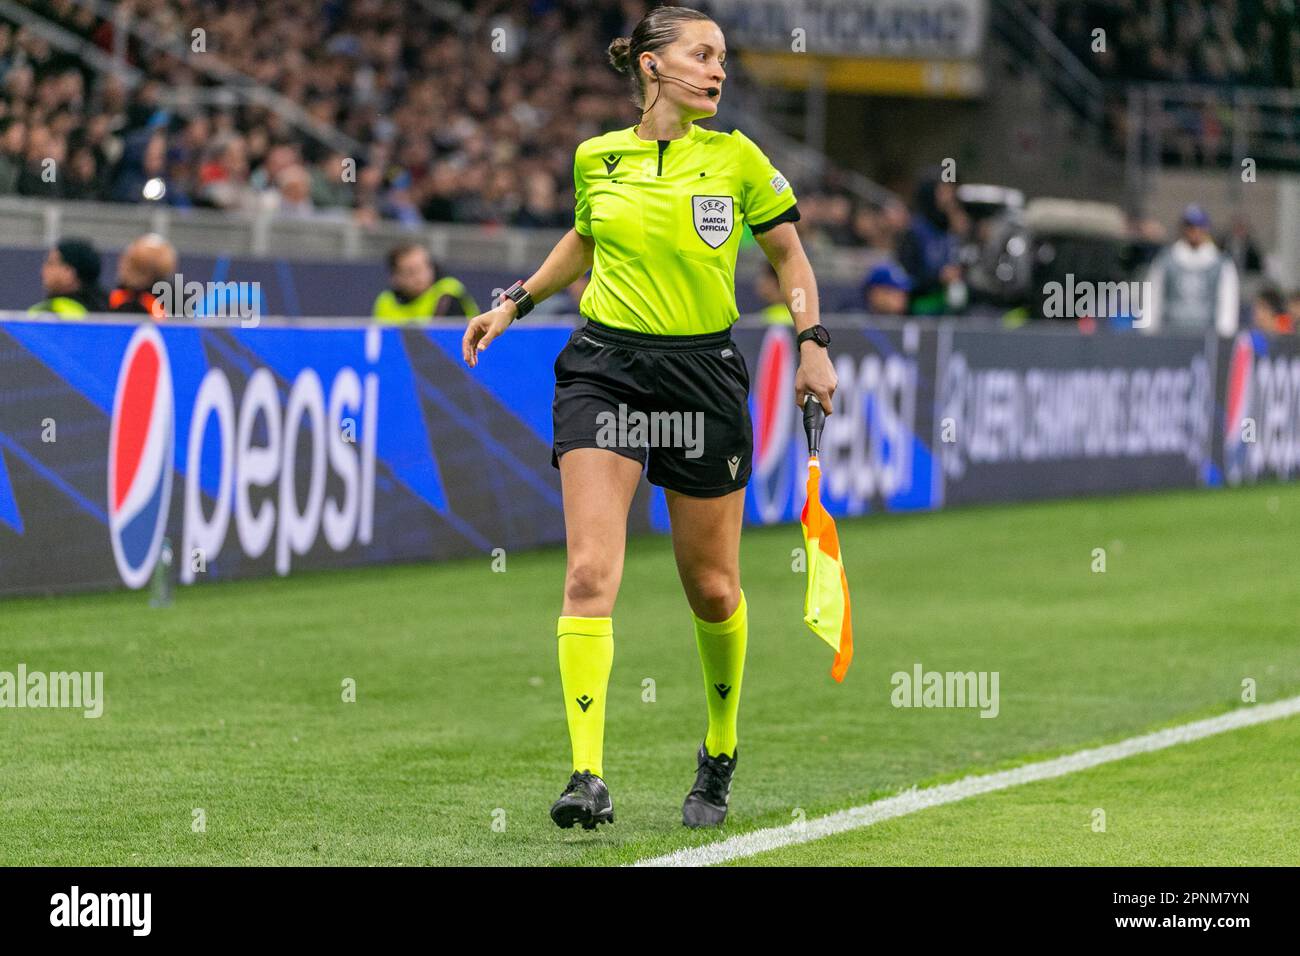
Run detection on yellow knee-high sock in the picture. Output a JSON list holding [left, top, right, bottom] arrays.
[[557, 616, 614, 778], [692, 591, 747, 759]]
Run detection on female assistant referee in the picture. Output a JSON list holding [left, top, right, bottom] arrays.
[[462, 4, 837, 831]]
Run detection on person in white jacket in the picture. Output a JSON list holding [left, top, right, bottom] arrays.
[[1141, 204, 1240, 336]]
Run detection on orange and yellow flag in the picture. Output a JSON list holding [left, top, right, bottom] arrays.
[[800, 455, 853, 682]]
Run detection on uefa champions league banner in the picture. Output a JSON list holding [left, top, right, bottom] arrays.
[[0, 317, 1294, 597], [935, 328, 1218, 505]]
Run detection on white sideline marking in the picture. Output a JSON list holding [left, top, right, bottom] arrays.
[[633, 696, 1300, 867]]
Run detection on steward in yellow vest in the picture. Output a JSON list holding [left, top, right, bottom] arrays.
[[372, 242, 478, 323], [28, 237, 107, 318]]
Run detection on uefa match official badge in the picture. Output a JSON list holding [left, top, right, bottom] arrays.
[[692, 195, 734, 248]]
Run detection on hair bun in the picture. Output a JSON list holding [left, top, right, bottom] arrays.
[[607, 36, 632, 74]]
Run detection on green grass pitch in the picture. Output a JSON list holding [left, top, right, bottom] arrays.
[[1, 483, 1297, 866], [727, 715, 1300, 866]]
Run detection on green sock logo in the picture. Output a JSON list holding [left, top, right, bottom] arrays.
[[714, 683, 731, 699], [576, 694, 594, 712]]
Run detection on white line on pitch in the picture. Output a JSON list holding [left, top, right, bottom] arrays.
[[633, 696, 1300, 867]]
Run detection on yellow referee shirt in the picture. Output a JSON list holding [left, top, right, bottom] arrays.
[[573, 124, 799, 335]]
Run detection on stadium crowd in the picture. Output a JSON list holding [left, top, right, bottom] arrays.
[[1027, 0, 1300, 168], [1029, 0, 1299, 88], [0, 0, 879, 250], [4, 0, 1298, 333]]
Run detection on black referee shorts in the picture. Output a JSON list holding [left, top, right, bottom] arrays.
[[551, 317, 753, 498]]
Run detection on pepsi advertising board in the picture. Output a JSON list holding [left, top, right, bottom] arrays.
[[736, 323, 939, 525], [0, 319, 639, 595], [1216, 331, 1300, 488], [0, 317, 1293, 597]]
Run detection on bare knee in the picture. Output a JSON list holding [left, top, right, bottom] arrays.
[[564, 556, 620, 615], [687, 573, 740, 623]]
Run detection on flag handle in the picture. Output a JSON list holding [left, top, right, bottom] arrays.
[[803, 394, 825, 457]]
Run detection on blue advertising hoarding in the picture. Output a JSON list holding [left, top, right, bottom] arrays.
[[0, 317, 1292, 596]]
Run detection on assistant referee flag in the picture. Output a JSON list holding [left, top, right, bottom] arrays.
[[800, 455, 853, 682]]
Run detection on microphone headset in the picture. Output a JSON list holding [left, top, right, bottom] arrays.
[[640, 59, 720, 117]]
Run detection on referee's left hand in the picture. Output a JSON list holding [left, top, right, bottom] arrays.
[[794, 342, 837, 415], [462, 304, 515, 367]]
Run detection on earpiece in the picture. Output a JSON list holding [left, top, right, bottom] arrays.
[[639, 58, 719, 115]]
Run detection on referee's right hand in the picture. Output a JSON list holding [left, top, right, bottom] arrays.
[[462, 303, 516, 367]]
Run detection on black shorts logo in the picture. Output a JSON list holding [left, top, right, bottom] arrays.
[[692, 195, 734, 249]]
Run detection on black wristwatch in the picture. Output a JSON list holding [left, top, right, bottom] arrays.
[[501, 280, 534, 321], [796, 325, 830, 349]]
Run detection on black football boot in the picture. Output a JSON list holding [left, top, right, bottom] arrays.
[[682, 743, 738, 828], [550, 770, 615, 830]]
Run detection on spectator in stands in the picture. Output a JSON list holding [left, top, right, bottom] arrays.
[[513, 170, 568, 229], [3, 63, 35, 118], [271, 165, 317, 218], [198, 134, 254, 211], [371, 242, 478, 323], [108, 234, 177, 318], [0, 118, 25, 193], [819, 194, 856, 246], [378, 178, 425, 227], [755, 261, 792, 325], [16, 125, 64, 198], [63, 143, 105, 200], [849, 201, 903, 255], [1220, 215, 1263, 277], [352, 161, 386, 225], [450, 165, 495, 224], [1141, 205, 1239, 336], [28, 237, 107, 317], [310, 152, 354, 210], [112, 128, 182, 205], [419, 162, 461, 223], [250, 143, 301, 194], [1252, 287, 1294, 335], [82, 114, 119, 173], [167, 115, 209, 189], [862, 261, 912, 317], [897, 169, 968, 315]]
